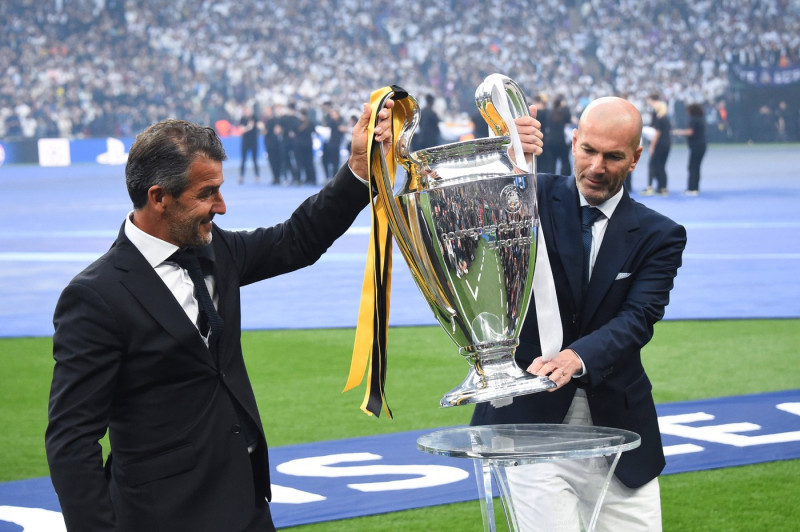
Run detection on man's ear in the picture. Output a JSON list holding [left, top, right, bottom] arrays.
[[147, 185, 169, 212], [630, 145, 643, 171], [571, 128, 579, 156]]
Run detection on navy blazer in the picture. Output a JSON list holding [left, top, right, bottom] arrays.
[[46, 166, 369, 531], [472, 173, 687, 489]]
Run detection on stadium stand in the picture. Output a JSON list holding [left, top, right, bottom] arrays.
[[1, 0, 799, 143]]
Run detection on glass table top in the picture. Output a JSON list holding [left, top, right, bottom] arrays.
[[417, 424, 641, 466]]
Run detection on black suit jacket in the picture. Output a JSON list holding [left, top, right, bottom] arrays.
[[472, 173, 687, 488], [46, 166, 368, 531]]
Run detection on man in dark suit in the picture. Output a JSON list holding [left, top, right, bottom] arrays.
[[45, 100, 394, 531], [472, 97, 686, 530]]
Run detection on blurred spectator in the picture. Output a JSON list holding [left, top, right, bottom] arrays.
[[321, 101, 345, 182], [3, 109, 23, 140], [775, 101, 790, 142], [262, 106, 286, 185], [294, 109, 317, 185], [239, 105, 261, 184], [0, 0, 798, 146], [673, 103, 708, 195], [533, 93, 553, 173], [642, 93, 672, 196], [279, 104, 301, 184], [414, 94, 442, 150], [755, 105, 775, 142], [545, 94, 573, 176], [712, 100, 733, 142]]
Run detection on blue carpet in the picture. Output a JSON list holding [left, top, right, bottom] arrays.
[[1, 144, 799, 338], [1, 389, 798, 530]]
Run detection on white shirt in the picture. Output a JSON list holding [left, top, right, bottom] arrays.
[[572, 188, 623, 379], [579, 188, 623, 280], [124, 212, 217, 343]]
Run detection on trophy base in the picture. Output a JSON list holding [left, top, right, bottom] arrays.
[[440, 356, 556, 408]]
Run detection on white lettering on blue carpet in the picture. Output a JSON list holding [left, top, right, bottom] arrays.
[[1, 389, 798, 530]]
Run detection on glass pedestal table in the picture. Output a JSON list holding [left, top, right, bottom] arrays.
[[417, 424, 641, 531]]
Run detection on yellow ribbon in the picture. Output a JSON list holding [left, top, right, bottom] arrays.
[[343, 86, 409, 418]]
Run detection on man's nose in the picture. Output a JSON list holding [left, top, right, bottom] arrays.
[[589, 154, 605, 173], [214, 194, 226, 215]]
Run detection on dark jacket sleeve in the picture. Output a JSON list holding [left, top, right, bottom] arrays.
[[217, 163, 370, 286], [46, 276, 123, 531]]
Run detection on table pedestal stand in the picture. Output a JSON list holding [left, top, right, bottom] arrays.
[[417, 424, 641, 531]]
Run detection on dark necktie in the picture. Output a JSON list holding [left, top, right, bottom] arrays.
[[168, 249, 257, 450], [169, 248, 224, 339], [581, 206, 603, 285]]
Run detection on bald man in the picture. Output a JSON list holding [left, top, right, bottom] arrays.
[[472, 97, 686, 531]]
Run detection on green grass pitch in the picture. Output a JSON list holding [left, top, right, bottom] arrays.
[[1, 319, 798, 530]]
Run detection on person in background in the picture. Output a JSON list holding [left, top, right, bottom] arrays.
[[673, 103, 707, 196], [414, 94, 442, 150], [262, 106, 286, 185], [294, 108, 317, 185], [534, 92, 553, 173], [642, 93, 671, 196], [546, 94, 573, 176], [45, 98, 397, 532], [774, 101, 789, 142], [321, 101, 346, 182], [472, 96, 686, 531], [279, 103, 301, 185], [238, 105, 262, 184]]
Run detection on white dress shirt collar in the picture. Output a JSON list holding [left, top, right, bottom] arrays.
[[578, 186, 624, 219], [124, 211, 179, 266]]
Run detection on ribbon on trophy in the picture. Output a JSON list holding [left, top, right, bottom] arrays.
[[343, 85, 408, 418], [489, 89, 565, 364], [479, 79, 564, 408]]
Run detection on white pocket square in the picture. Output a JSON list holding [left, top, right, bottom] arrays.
[[615, 272, 632, 280]]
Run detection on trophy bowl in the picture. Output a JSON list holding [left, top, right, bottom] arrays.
[[376, 75, 556, 407]]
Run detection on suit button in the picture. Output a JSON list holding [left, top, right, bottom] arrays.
[[231, 424, 241, 434], [220, 371, 227, 378]]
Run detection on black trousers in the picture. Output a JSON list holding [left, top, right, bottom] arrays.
[[687, 144, 706, 191], [240, 138, 260, 178], [648, 148, 670, 190]]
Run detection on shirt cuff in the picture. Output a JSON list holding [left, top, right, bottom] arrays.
[[572, 351, 587, 378], [348, 163, 368, 186]]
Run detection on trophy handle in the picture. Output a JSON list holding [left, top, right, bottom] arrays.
[[394, 93, 420, 179], [373, 90, 455, 315], [475, 74, 535, 175]]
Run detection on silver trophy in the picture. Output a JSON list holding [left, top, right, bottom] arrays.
[[375, 74, 555, 407]]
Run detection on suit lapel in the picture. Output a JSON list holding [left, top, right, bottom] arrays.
[[582, 193, 641, 323], [545, 179, 583, 310], [111, 228, 216, 369]]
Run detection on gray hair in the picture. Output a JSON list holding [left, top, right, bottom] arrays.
[[126, 119, 227, 209]]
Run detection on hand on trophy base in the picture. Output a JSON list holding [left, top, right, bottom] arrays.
[[440, 351, 556, 408]]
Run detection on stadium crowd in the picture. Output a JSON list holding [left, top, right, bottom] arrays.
[[1, 0, 799, 143]]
